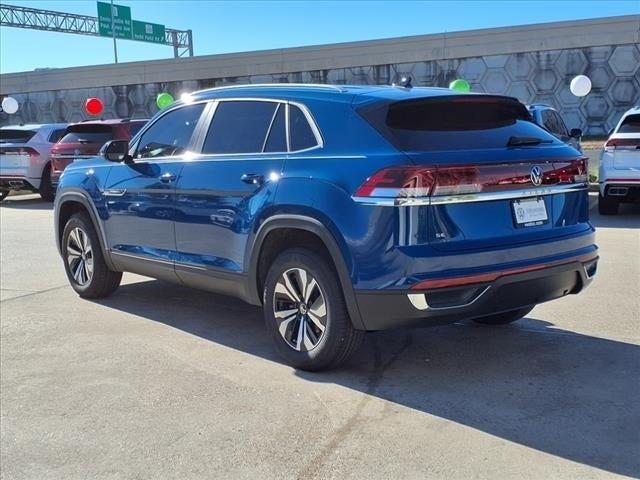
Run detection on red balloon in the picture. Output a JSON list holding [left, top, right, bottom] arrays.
[[85, 97, 104, 116]]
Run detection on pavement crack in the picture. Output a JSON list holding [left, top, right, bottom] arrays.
[[297, 332, 412, 480], [0, 284, 69, 303]]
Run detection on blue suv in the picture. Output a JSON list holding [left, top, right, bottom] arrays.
[[54, 84, 598, 370]]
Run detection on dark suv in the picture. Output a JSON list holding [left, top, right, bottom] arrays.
[[54, 85, 597, 370], [50, 119, 147, 187]]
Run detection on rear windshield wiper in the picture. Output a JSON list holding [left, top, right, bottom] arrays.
[[507, 136, 553, 147]]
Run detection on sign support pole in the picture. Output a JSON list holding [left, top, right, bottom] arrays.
[[110, 0, 118, 63]]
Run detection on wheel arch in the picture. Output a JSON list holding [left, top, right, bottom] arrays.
[[247, 215, 365, 330], [55, 190, 116, 271]]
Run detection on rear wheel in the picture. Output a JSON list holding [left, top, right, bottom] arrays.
[[0, 191, 8, 202], [263, 248, 364, 371], [472, 306, 534, 325], [38, 163, 55, 202], [598, 194, 619, 215], [62, 212, 122, 298]]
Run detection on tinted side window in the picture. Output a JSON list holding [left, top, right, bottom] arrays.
[[263, 104, 287, 152], [129, 122, 146, 138], [48, 129, 67, 143], [289, 105, 318, 151], [541, 110, 556, 133], [136, 104, 204, 159], [203, 101, 277, 154], [551, 111, 568, 136]]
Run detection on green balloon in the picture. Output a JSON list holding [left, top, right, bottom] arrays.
[[156, 92, 174, 109], [449, 79, 471, 93]]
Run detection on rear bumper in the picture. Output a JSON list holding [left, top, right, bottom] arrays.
[[601, 181, 640, 203], [0, 176, 39, 191], [355, 253, 598, 330]]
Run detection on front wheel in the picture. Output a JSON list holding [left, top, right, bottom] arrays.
[[472, 306, 534, 325], [263, 248, 364, 371], [0, 191, 8, 202], [61, 212, 122, 298]]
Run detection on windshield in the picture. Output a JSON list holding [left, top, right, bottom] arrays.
[[59, 124, 114, 144], [357, 95, 557, 151], [618, 114, 640, 134], [0, 129, 36, 144]]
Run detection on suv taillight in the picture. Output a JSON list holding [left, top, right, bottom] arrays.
[[354, 159, 588, 203], [0, 146, 39, 157], [604, 138, 640, 151]]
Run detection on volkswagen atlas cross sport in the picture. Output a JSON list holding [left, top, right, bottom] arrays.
[[54, 84, 598, 371], [1, 123, 67, 201]]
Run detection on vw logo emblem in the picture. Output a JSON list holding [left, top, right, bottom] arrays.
[[530, 166, 543, 187]]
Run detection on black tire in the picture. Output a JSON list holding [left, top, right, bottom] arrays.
[[598, 194, 619, 215], [263, 248, 364, 371], [38, 163, 55, 202], [61, 212, 122, 298], [472, 306, 534, 325], [0, 191, 8, 202]]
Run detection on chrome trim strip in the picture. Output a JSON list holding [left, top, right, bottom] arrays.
[[352, 183, 589, 207], [110, 250, 174, 266], [407, 285, 491, 311]]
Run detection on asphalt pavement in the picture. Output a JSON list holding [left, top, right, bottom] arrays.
[[1, 193, 639, 479]]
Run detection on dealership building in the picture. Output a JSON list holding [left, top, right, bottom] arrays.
[[1, 15, 638, 135]]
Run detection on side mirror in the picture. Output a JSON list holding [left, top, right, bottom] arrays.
[[101, 140, 130, 162], [570, 128, 582, 138]]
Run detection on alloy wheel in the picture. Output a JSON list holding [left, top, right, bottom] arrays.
[[273, 267, 327, 352], [66, 227, 94, 286]]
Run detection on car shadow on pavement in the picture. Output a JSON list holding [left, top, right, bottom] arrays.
[[97, 279, 640, 478], [589, 203, 640, 229], [0, 196, 53, 210]]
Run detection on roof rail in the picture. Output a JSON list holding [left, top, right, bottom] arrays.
[[191, 83, 347, 96]]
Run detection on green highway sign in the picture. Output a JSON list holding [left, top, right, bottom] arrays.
[[132, 20, 166, 44], [97, 1, 132, 39]]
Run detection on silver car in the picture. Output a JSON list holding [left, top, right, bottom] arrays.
[[0, 123, 67, 201]]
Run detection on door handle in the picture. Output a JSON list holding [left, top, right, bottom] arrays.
[[241, 173, 265, 185], [159, 172, 176, 183]]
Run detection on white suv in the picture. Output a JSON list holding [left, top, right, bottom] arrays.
[[0, 123, 67, 202], [599, 106, 640, 215]]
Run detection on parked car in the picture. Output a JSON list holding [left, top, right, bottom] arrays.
[[50, 118, 147, 188], [54, 85, 597, 370], [528, 104, 582, 152], [598, 106, 640, 215], [0, 123, 67, 201]]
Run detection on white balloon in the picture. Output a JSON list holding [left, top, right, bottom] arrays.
[[1, 96, 19, 114], [570, 75, 592, 97]]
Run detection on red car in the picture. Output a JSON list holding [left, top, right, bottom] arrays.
[[51, 119, 147, 186]]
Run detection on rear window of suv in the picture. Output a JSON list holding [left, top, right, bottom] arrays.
[[59, 124, 114, 144], [0, 129, 36, 144], [358, 95, 556, 151], [618, 114, 640, 134]]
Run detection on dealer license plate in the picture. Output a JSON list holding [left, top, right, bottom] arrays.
[[512, 197, 548, 227]]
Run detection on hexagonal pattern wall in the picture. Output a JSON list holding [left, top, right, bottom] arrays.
[[2, 45, 639, 135]]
